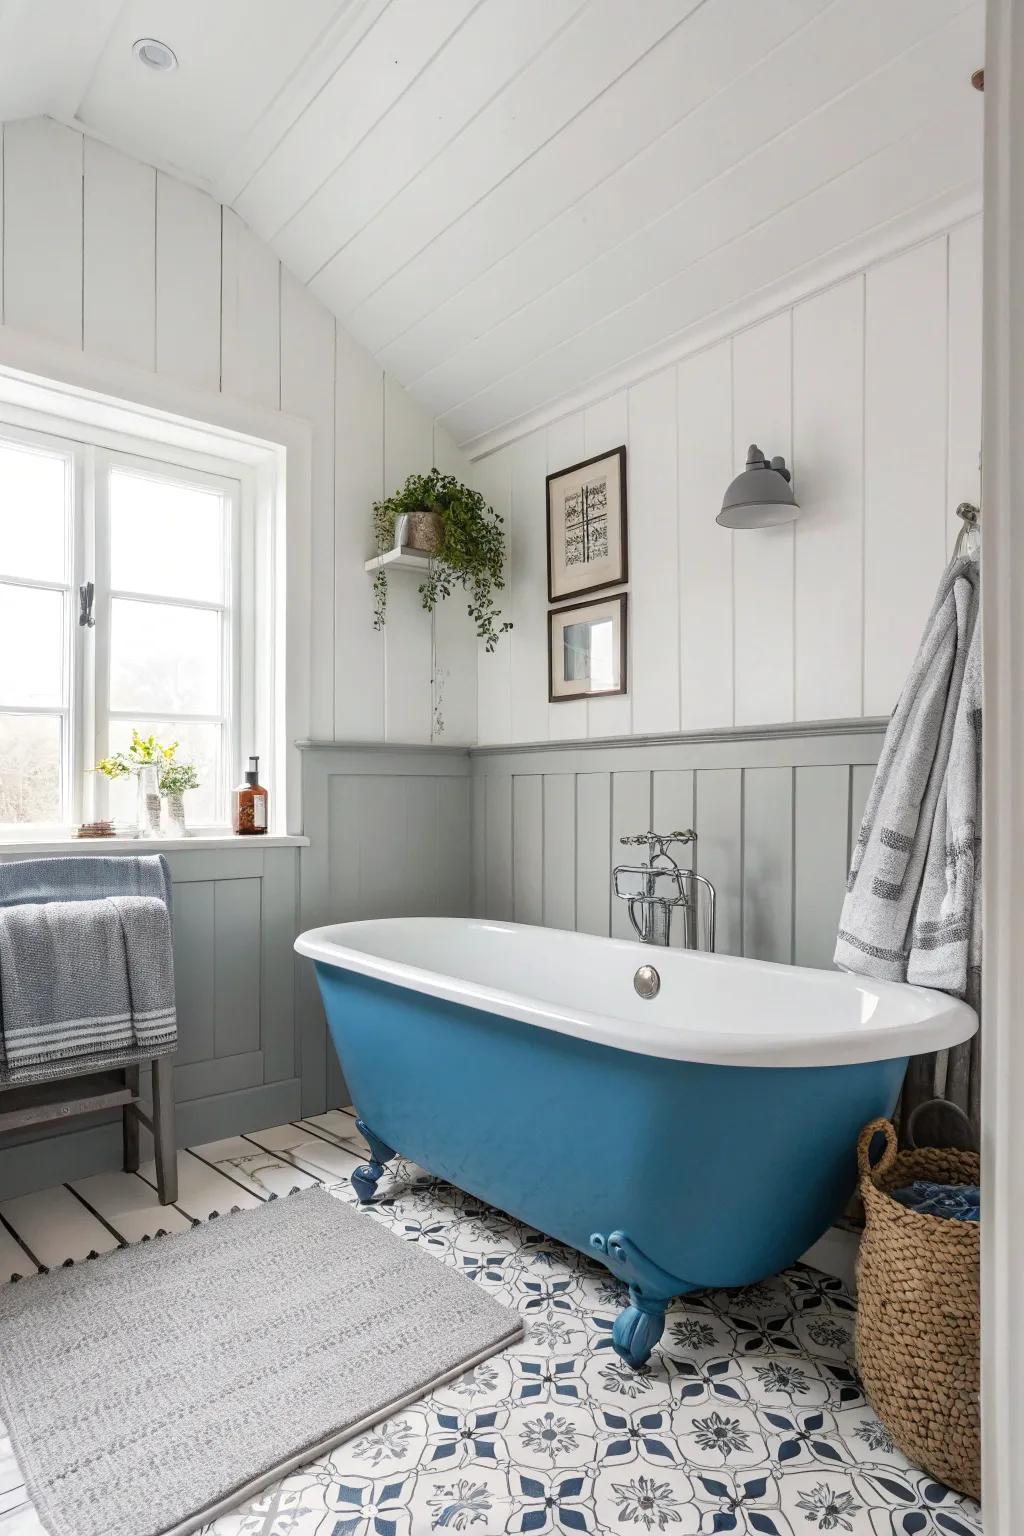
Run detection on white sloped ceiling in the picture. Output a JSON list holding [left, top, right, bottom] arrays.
[[0, 0, 984, 449]]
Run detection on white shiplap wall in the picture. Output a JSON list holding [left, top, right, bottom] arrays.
[[0, 116, 478, 748], [473, 219, 983, 742]]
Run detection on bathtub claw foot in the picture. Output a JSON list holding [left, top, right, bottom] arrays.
[[591, 1228, 695, 1368], [351, 1118, 396, 1204], [612, 1291, 668, 1368]]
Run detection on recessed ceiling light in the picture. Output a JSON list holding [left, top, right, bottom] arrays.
[[133, 37, 178, 72]]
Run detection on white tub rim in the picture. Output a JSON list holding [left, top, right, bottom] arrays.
[[295, 916, 977, 1070]]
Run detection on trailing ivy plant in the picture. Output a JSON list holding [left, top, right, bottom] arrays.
[[372, 468, 512, 652]]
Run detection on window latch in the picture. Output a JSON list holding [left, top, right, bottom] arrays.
[[78, 581, 95, 628]]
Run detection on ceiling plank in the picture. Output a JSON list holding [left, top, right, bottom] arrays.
[[438, 105, 980, 442], [234, 0, 479, 249], [366, 0, 974, 381], [270, 0, 587, 284], [408, 4, 983, 420], [308, 0, 704, 311]]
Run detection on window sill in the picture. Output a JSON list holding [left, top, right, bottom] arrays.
[[0, 833, 309, 857]]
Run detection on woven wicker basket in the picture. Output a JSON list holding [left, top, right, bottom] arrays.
[[855, 1117, 980, 1500]]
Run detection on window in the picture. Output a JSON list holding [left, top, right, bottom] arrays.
[[0, 417, 249, 836]]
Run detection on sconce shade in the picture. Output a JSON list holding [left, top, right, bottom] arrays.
[[718, 443, 799, 529]]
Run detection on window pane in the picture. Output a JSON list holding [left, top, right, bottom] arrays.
[[110, 470, 226, 603], [105, 719, 223, 827], [110, 598, 221, 715], [0, 440, 68, 582], [0, 714, 61, 824], [0, 584, 66, 706]]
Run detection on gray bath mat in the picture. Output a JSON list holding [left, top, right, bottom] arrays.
[[0, 1187, 522, 1536]]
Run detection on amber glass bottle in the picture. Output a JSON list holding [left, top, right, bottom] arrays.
[[232, 756, 269, 835]]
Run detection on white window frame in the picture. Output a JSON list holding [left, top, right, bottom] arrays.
[[0, 407, 259, 839]]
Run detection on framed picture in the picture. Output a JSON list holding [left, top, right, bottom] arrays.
[[549, 593, 628, 703], [546, 445, 627, 602]]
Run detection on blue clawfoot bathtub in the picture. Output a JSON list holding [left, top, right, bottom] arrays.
[[296, 917, 976, 1367]]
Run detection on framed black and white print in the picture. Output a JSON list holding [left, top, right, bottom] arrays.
[[546, 445, 627, 602], [549, 593, 627, 703]]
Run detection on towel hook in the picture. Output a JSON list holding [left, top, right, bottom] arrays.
[[953, 502, 980, 560]]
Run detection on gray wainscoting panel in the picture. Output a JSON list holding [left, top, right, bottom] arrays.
[[0, 844, 301, 1199], [470, 725, 885, 967], [298, 745, 473, 1115]]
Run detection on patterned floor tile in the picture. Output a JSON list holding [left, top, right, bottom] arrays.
[[209, 1156, 982, 1536]]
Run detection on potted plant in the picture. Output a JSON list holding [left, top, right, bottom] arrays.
[[372, 468, 512, 652], [95, 729, 177, 838], [159, 760, 201, 838]]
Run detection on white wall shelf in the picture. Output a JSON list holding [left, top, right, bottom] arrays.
[[363, 546, 433, 574]]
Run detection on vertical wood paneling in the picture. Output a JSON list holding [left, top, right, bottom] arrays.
[[334, 325, 385, 740], [732, 313, 795, 726], [946, 218, 983, 555], [155, 173, 222, 391], [383, 372, 434, 742], [172, 883, 215, 1065], [3, 118, 82, 347], [792, 276, 864, 719], [584, 392, 632, 738], [677, 342, 734, 728], [472, 771, 487, 916], [475, 448, 514, 745], [221, 208, 280, 409], [742, 766, 793, 963], [542, 773, 576, 930], [436, 775, 472, 914], [794, 764, 850, 968], [652, 770, 695, 846], [849, 761, 875, 865], [281, 271, 335, 741], [864, 237, 948, 714], [610, 770, 652, 940], [695, 768, 742, 955], [485, 774, 514, 920], [213, 879, 262, 1058], [513, 775, 544, 923], [628, 369, 679, 734], [83, 139, 155, 371], [652, 769, 694, 948], [546, 412, 587, 741], [575, 772, 611, 936], [509, 429, 551, 744], [431, 422, 478, 744]]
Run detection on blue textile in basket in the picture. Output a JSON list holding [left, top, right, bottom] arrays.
[[891, 1179, 980, 1221]]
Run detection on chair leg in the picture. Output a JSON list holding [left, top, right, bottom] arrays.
[[123, 1105, 140, 1173], [122, 1066, 140, 1173], [152, 1056, 178, 1206]]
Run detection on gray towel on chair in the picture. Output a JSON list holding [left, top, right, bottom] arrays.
[[0, 896, 177, 1076], [108, 896, 178, 1051], [835, 554, 981, 996], [0, 854, 172, 912], [0, 899, 135, 1073]]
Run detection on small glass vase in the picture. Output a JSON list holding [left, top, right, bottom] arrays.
[[164, 791, 187, 839], [136, 765, 162, 838]]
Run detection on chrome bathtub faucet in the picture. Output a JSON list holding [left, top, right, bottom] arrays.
[[613, 830, 716, 951]]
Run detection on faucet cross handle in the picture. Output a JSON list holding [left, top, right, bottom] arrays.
[[619, 829, 697, 857]]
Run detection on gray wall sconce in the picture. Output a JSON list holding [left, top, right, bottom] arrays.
[[718, 444, 799, 529]]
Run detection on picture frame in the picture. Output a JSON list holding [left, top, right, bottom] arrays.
[[546, 445, 628, 602], [549, 593, 628, 703]]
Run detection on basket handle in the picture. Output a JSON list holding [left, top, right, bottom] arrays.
[[857, 1118, 899, 1183]]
